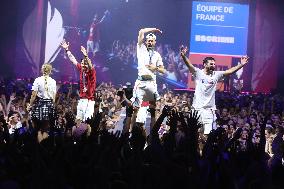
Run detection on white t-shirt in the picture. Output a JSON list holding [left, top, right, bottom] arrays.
[[136, 43, 163, 80], [31, 76, 56, 99], [192, 67, 224, 110]]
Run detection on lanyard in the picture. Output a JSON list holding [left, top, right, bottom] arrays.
[[148, 49, 154, 65], [82, 72, 87, 91]]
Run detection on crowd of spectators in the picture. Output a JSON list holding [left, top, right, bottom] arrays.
[[0, 78, 284, 189]]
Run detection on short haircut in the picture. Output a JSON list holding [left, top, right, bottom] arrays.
[[203, 57, 215, 65]]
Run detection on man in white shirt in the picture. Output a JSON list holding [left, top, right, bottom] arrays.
[[180, 46, 249, 134], [131, 28, 166, 128]]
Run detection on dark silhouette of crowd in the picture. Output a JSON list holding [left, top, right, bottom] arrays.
[[0, 78, 284, 189]]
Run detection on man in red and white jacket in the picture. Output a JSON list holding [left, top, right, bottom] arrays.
[[61, 40, 96, 122]]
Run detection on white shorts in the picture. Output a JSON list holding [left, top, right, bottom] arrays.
[[195, 109, 216, 135], [131, 79, 160, 108], [136, 106, 149, 123], [76, 99, 95, 121]]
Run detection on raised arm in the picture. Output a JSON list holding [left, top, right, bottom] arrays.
[[0, 94, 7, 110], [0, 103, 5, 117], [180, 46, 196, 74], [224, 56, 249, 76], [98, 10, 109, 24], [6, 93, 16, 116], [138, 28, 162, 46], [80, 46, 93, 70], [22, 91, 28, 108], [60, 40, 78, 66]]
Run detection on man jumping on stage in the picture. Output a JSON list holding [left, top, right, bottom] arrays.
[[87, 10, 109, 57], [180, 45, 249, 134], [61, 40, 96, 122], [131, 28, 166, 129]]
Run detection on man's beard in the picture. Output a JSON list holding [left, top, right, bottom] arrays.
[[206, 67, 215, 74], [209, 67, 215, 72], [147, 44, 154, 50]]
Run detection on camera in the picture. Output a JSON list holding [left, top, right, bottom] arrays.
[[123, 87, 133, 100], [123, 82, 133, 100], [117, 83, 133, 101]]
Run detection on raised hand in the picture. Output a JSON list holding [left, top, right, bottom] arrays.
[[0, 94, 6, 101], [60, 39, 69, 50], [23, 91, 28, 98], [153, 28, 162, 34], [240, 56, 249, 65], [187, 110, 202, 129], [104, 10, 110, 15], [80, 46, 88, 57], [167, 108, 179, 125], [0, 103, 3, 112], [177, 111, 186, 125], [10, 93, 16, 101], [180, 45, 188, 57], [161, 105, 171, 116], [232, 127, 242, 140], [26, 103, 32, 112]]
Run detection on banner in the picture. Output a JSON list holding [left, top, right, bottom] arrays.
[[190, 1, 249, 56]]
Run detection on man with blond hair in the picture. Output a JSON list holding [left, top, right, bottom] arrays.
[[131, 28, 166, 128]]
